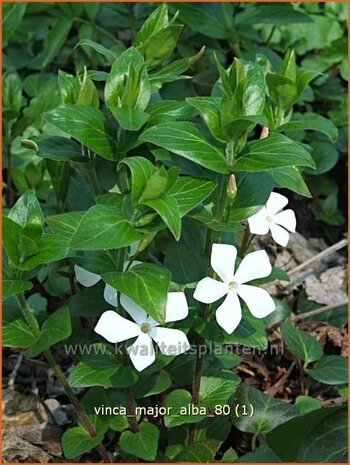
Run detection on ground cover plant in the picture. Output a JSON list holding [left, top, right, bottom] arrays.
[[2, 2, 348, 463]]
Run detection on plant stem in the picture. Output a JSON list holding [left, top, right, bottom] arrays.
[[251, 432, 258, 451], [239, 226, 251, 256], [85, 158, 101, 198], [17, 294, 111, 463]]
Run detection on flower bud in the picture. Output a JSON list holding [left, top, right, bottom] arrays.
[[20, 139, 38, 152], [135, 212, 158, 227], [227, 174, 237, 204]]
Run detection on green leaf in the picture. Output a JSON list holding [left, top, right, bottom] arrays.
[[305, 355, 348, 385], [236, 443, 282, 463], [271, 166, 311, 197], [147, 100, 197, 125], [19, 234, 71, 270], [119, 422, 159, 461], [197, 308, 268, 350], [30, 136, 87, 162], [266, 74, 298, 110], [3, 302, 36, 348], [30, 18, 73, 69], [295, 396, 322, 415], [232, 384, 300, 434], [140, 122, 229, 173], [133, 371, 172, 398], [139, 166, 170, 202], [267, 406, 346, 462], [3, 70, 22, 114], [110, 107, 149, 131], [173, 3, 233, 39], [297, 410, 347, 462], [186, 97, 221, 140], [138, 24, 183, 70], [235, 4, 312, 25], [47, 212, 85, 239], [277, 113, 338, 143], [164, 389, 204, 428], [2, 216, 24, 265], [3, 3, 27, 43], [45, 105, 119, 160], [119, 156, 154, 205], [174, 441, 219, 462], [234, 134, 315, 171], [104, 47, 150, 112], [167, 177, 216, 216], [199, 372, 240, 408], [69, 351, 138, 388], [229, 172, 273, 221], [102, 263, 171, 324], [62, 426, 104, 459], [2, 280, 33, 302], [304, 140, 339, 176], [71, 205, 142, 251], [27, 306, 71, 357], [76, 39, 119, 63], [281, 319, 323, 364], [142, 196, 181, 240]]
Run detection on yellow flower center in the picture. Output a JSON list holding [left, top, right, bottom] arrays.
[[140, 322, 151, 334], [266, 215, 273, 223], [228, 281, 238, 291]]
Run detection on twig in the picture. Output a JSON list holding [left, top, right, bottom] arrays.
[[265, 361, 296, 396], [321, 397, 347, 408], [8, 352, 24, 389], [293, 300, 348, 323], [288, 238, 347, 276]]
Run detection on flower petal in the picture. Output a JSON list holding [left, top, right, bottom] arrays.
[[266, 192, 288, 216], [103, 284, 118, 307], [165, 292, 188, 323], [237, 284, 276, 318], [120, 294, 147, 325], [274, 209, 296, 233], [128, 333, 155, 371], [74, 265, 100, 287], [151, 327, 190, 355], [270, 223, 290, 247], [129, 241, 141, 257], [94, 310, 140, 343], [235, 250, 272, 284], [247, 207, 270, 235], [211, 243, 236, 282], [215, 292, 242, 334], [193, 277, 228, 304]]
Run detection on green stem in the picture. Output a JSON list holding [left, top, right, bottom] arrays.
[[85, 159, 101, 198], [239, 226, 251, 257], [251, 432, 258, 451], [17, 294, 111, 462]]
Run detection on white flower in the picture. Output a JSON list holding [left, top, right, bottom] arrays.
[[74, 260, 141, 307], [95, 293, 190, 371], [247, 192, 296, 247], [193, 244, 275, 334]]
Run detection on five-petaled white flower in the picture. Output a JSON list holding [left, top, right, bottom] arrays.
[[193, 244, 275, 334], [247, 192, 296, 247], [95, 293, 190, 371]]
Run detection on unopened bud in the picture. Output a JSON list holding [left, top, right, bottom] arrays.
[[138, 233, 157, 252], [20, 139, 38, 152], [260, 126, 269, 139], [135, 212, 158, 227], [227, 174, 237, 204]]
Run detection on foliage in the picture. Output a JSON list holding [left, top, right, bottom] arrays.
[[2, 2, 347, 463]]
